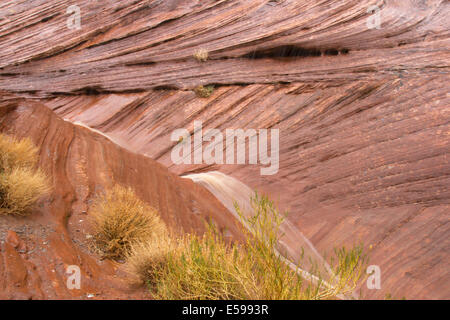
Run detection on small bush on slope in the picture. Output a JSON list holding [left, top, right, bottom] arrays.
[[0, 134, 50, 216], [194, 85, 215, 98], [193, 48, 208, 62], [238, 194, 367, 300], [145, 229, 261, 299], [89, 185, 167, 260], [125, 237, 177, 287], [0, 133, 39, 170], [127, 192, 367, 300]]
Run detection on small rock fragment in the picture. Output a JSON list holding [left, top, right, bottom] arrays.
[[6, 230, 27, 253]]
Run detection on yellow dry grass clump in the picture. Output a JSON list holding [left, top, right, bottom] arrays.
[[193, 48, 208, 62], [0, 133, 39, 170], [125, 236, 177, 287], [194, 85, 215, 98], [124, 192, 367, 300], [89, 185, 167, 260], [86, 168, 366, 299], [0, 133, 50, 216]]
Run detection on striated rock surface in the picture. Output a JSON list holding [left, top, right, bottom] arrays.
[[1, 0, 449, 96], [0, 0, 449, 299], [46, 77, 450, 299], [0, 97, 242, 299]]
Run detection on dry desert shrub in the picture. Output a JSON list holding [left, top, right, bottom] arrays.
[[193, 48, 208, 62], [0, 133, 39, 170], [125, 192, 367, 300], [0, 133, 50, 216], [194, 85, 215, 98], [146, 229, 260, 300], [89, 185, 168, 260], [125, 236, 177, 287], [0, 167, 50, 216]]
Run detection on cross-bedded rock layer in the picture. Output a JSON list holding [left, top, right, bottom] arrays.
[[0, 0, 449, 299]]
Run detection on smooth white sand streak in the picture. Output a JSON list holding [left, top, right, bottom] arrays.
[[64, 119, 124, 147], [183, 171, 355, 299]]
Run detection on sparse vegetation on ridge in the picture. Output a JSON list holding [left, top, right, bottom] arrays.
[[89, 185, 167, 260], [0, 133, 39, 170], [193, 48, 209, 62], [143, 228, 261, 299], [125, 236, 177, 287], [0, 133, 50, 216], [194, 85, 215, 98], [124, 191, 368, 300]]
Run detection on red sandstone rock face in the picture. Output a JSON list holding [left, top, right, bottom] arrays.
[[47, 79, 450, 299], [0, 98, 242, 299], [1, 0, 449, 96], [0, 0, 449, 299]]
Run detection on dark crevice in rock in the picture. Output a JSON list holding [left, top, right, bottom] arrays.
[[153, 85, 179, 91], [208, 82, 253, 88], [72, 86, 105, 95], [50, 87, 147, 96], [241, 45, 350, 59], [124, 61, 156, 67], [40, 15, 56, 23]]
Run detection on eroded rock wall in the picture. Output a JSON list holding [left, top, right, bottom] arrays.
[[0, 0, 449, 299]]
